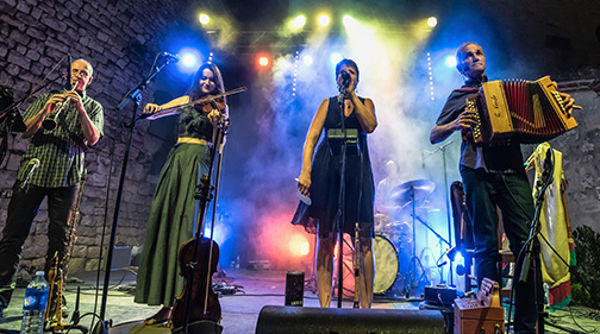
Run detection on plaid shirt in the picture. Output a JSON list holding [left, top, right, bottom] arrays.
[[16, 91, 104, 188]]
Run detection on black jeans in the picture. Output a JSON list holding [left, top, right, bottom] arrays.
[[0, 182, 78, 308], [461, 167, 542, 334]]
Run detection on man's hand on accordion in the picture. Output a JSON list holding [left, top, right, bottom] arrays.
[[551, 81, 583, 117], [455, 108, 478, 131]]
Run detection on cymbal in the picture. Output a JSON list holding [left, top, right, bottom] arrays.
[[391, 179, 435, 205]]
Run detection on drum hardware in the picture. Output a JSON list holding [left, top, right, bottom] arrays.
[[396, 179, 454, 297]]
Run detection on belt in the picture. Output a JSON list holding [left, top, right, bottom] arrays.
[[177, 137, 210, 146]]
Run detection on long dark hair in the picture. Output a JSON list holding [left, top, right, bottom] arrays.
[[187, 62, 226, 103]]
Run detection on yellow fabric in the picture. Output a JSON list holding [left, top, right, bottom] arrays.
[[176, 137, 209, 145], [524, 142, 572, 291]]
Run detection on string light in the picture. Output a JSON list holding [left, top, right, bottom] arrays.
[[293, 50, 299, 97], [427, 52, 434, 101]]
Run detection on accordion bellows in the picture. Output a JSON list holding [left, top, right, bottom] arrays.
[[468, 76, 578, 145]]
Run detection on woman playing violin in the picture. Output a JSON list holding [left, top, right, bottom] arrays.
[[134, 62, 227, 324], [292, 59, 377, 308]]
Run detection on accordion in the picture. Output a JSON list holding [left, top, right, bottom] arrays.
[[467, 76, 578, 145]]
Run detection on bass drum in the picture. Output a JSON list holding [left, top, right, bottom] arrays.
[[373, 234, 399, 294]]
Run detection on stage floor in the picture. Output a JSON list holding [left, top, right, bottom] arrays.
[[1, 268, 598, 333]]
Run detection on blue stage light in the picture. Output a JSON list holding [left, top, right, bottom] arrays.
[[176, 48, 202, 74], [445, 55, 457, 68]]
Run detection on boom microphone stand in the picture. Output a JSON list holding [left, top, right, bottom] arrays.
[[423, 140, 454, 285], [92, 53, 177, 333]]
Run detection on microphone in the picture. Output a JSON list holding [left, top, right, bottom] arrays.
[[161, 51, 179, 63], [20, 158, 40, 190], [341, 70, 351, 87]]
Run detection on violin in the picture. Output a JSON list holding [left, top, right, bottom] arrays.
[[170, 229, 221, 325], [170, 95, 230, 333], [145, 87, 246, 120]]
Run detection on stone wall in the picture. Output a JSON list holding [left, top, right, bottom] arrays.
[[0, 0, 191, 275]]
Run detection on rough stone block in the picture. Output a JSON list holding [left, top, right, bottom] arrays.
[[16, 1, 31, 14], [67, 257, 86, 273], [8, 50, 31, 69], [9, 29, 30, 45], [6, 63, 20, 76], [25, 48, 41, 61], [72, 245, 88, 258], [40, 14, 68, 33]]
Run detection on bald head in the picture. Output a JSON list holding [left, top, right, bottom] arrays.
[[455, 42, 486, 80], [70, 59, 94, 91]]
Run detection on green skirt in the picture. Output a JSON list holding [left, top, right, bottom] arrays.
[[134, 143, 210, 306]]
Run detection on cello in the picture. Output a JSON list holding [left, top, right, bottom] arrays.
[[170, 89, 243, 334]]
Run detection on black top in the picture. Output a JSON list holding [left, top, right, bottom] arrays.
[[291, 96, 375, 238]]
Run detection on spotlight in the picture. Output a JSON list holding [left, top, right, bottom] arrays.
[[177, 47, 202, 74], [287, 14, 307, 32], [257, 55, 271, 68], [445, 55, 457, 68], [427, 16, 437, 28], [303, 55, 313, 66], [182, 53, 197, 67], [330, 52, 343, 65], [199, 13, 210, 25], [342, 15, 355, 27], [289, 234, 310, 257], [293, 15, 306, 28], [318, 14, 330, 27]]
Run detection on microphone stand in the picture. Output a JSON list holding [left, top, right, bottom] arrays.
[[334, 82, 348, 308], [423, 140, 454, 286], [92, 54, 176, 333], [516, 148, 554, 334]]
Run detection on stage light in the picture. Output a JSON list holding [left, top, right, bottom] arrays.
[[318, 14, 331, 27], [199, 13, 210, 25], [289, 234, 310, 257], [330, 52, 342, 65], [177, 47, 202, 74], [257, 55, 271, 67], [303, 55, 313, 66], [342, 15, 355, 28], [427, 16, 438, 28], [285, 14, 307, 33], [182, 53, 197, 67], [445, 55, 457, 68], [293, 15, 307, 29]]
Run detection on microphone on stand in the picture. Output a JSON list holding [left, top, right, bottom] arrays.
[[160, 51, 179, 63], [341, 70, 351, 88], [20, 158, 40, 190]]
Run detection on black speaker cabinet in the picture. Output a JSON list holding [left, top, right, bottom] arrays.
[[255, 305, 446, 334]]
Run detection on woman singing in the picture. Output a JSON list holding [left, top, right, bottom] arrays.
[[292, 59, 377, 308], [134, 62, 226, 324]]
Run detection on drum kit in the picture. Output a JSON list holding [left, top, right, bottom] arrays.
[[373, 179, 439, 296]]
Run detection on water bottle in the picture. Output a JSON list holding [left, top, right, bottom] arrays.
[[20, 271, 49, 334]]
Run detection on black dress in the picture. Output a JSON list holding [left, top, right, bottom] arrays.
[[292, 96, 375, 238]]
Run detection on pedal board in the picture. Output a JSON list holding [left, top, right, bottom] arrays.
[[424, 285, 457, 306]]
